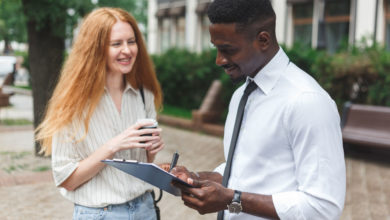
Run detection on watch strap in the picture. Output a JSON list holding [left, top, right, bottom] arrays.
[[227, 190, 243, 214], [232, 190, 242, 203]]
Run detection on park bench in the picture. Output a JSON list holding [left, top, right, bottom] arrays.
[[341, 101, 390, 150], [0, 88, 11, 107], [0, 72, 16, 108]]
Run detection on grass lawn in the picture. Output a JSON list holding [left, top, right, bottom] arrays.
[[0, 118, 32, 125], [160, 104, 192, 119], [14, 85, 32, 90]]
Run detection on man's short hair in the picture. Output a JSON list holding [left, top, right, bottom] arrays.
[[207, 0, 276, 27]]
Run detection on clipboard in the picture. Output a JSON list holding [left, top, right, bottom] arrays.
[[102, 159, 192, 196]]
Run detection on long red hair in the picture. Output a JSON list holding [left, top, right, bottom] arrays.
[[36, 8, 162, 155]]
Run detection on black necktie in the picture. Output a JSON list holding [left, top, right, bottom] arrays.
[[217, 81, 257, 220]]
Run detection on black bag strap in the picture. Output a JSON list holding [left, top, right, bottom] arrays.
[[140, 86, 145, 106], [151, 190, 162, 220], [140, 86, 163, 220]]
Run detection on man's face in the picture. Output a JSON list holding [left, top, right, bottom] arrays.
[[209, 23, 265, 83]]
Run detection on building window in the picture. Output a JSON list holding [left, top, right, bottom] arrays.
[[292, 1, 314, 47], [177, 17, 186, 48], [196, 1, 212, 51], [201, 15, 211, 49], [160, 18, 171, 52], [324, 0, 350, 53]]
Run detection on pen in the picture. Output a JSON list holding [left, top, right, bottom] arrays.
[[169, 150, 179, 172]]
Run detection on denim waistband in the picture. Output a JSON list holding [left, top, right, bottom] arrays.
[[101, 191, 152, 212]]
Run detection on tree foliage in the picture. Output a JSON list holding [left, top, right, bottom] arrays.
[[18, 0, 147, 155], [1, 0, 147, 48], [98, 0, 147, 25], [0, 0, 27, 53], [21, 0, 146, 38]]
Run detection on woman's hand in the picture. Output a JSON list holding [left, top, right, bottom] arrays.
[[105, 120, 162, 154], [145, 131, 164, 163]]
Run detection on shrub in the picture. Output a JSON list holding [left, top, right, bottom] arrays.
[[312, 44, 390, 109], [284, 43, 390, 110], [152, 44, 390, 120], [153, 48, 224, 110], [366, 46, 390, 106], [282, 43, 324, 76]]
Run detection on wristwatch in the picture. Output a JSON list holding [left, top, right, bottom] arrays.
[[227, 190, 242, 214]]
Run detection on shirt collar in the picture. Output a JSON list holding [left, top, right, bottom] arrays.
[[124, 82, 136, 93], [103, 81, 138, 94], [249, 47, 290, 95]]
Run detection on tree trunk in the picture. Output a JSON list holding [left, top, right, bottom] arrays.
[[25, 20, 64, 155], [3, 36, 12, 54]]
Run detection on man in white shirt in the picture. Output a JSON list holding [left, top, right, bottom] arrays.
[[172, 0, 346, 219]]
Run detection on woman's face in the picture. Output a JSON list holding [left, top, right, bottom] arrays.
[[107, 20, 138, 76]]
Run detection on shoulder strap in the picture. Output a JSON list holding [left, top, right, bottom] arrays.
[[140, 86, 145, 106], [140, 87, 164, 212]]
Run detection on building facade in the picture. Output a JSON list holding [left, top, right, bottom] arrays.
[[147, 0, 389, 54]]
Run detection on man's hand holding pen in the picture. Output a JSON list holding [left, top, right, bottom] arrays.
[[158, 150, 204, 187], [170, 166, 200, 184], [159, 151, 201, 186], [171, 169, 233, 215], [159, 151, 179, 172], [157, 152, 232, 215]]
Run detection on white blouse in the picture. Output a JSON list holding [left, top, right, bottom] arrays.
[[51, 83, 156, 207]]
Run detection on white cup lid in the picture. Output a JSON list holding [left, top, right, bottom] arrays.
[[137, 118, 158, 127]]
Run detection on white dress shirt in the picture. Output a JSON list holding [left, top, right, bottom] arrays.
[[52, 83, 156, 207], [215, 48, 346, 220]]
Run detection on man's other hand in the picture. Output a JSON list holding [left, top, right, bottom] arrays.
[[173, 178, 234, 215]]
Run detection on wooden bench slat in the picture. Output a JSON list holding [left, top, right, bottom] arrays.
[[343, 127, 390, 138], [341, 102, 390, 150], [342, 134, 390, 149]]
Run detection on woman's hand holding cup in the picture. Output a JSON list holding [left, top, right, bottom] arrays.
[[137, 119, 164, 162], [105, 119, 162, 154]]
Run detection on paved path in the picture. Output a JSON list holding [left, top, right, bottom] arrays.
[[0, 92, 33, 121], [0, 125, 224, 220]]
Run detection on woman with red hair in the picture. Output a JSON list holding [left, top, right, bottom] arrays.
[[36, 7, 163, 219]]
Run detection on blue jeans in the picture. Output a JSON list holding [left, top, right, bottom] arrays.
[[73, 192, 157, 220]]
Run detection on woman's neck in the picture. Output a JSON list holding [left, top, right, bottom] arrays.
[[106, 73, 126, 114], [106, 73, 125, 93]]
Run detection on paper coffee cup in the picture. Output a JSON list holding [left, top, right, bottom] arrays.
[[138, 119, 158, 137]]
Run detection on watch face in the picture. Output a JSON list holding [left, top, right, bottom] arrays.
[[228, 202, 242, 214]]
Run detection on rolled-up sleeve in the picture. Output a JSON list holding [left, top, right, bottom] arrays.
[[213, 162, 226, 175], [273, 92, 346, 220], [51, 128, 80, 187]]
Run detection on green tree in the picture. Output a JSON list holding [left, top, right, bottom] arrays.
[[98, 0, 147, 25], [20, 0, 147, 155], [0, 0, 27, 54]]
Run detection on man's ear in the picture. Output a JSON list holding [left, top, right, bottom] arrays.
[[256, 31, 271, 51]]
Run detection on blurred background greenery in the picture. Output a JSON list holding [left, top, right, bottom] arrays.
[[1, 0, 390, 124], [153, 42, 390, 122]]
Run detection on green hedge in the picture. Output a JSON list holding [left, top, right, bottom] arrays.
[[284, 43, 390, 109], [153, 44, 390, 118], [152, 49, 224, 110]]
